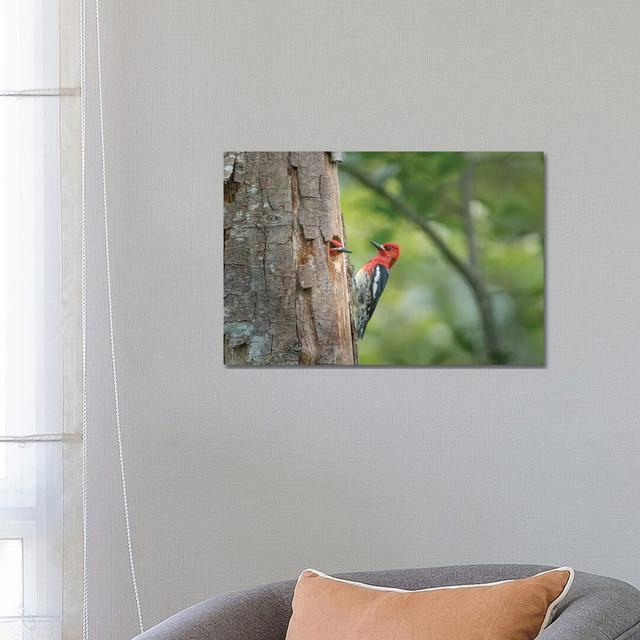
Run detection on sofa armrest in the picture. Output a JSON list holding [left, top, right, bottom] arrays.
[[134, 582, 293, 640], [539, 574, 640, 640]]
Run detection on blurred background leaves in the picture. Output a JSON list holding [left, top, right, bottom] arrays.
[[340, 152, 544, 366]]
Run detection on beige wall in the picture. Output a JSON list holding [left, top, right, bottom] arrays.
[[83, 2, 640, 637]]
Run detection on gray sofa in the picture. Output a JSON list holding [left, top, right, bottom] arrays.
[[135, 564, 640, 640]]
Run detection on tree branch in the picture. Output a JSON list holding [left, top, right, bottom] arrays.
[[340, 161, 505, 364], [460, 155, 480, 270], [340, 163, 473, 280]]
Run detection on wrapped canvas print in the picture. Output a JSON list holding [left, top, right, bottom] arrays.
[[224, 152, 544, 366]]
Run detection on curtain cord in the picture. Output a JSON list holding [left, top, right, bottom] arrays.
[[94, 0, 144, 633], [80, 1, 145, 635]]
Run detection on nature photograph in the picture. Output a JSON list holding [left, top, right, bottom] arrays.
[[224, 152, 544, 366]]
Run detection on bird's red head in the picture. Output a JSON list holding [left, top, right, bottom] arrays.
[[328, 239, 352, 257], [370, 240, 401, 268]]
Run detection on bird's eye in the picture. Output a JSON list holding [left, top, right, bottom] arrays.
[[384, 245, 390, 251]]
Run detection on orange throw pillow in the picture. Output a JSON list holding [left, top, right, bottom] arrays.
[[285, 567, 574, 640]]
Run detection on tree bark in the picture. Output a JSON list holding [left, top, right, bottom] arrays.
[[224, 152, 357, 365]]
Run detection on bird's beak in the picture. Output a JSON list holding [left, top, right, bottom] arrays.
[[369, 240, 384, 250], [335, 247, 352, 253]]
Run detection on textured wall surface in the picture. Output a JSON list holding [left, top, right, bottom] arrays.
[[83, 2, 640, 638]]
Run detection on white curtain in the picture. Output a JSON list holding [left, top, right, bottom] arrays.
[[0, 1, 82, 638]]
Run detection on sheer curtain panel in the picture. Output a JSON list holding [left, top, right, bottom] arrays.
[[0, 1, 82, 639]]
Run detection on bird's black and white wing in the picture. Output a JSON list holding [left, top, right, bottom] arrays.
[[354, 264, 389, 338]]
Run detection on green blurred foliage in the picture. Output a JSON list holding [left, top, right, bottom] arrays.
[[340, 152, 544, 366]]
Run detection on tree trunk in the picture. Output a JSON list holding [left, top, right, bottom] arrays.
[[224, 152, 357, 365]]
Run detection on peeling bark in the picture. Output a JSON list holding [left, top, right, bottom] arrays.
[[224, 152, 357, 365]]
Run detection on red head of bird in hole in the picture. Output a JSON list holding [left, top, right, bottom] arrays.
[[328, 238, 352, 257]]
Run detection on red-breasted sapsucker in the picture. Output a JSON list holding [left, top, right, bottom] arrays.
[[328, 239, 352, 257], [353, 240, 401, 338]]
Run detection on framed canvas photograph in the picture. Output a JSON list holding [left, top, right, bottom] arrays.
[[224, 152, 544, 366]]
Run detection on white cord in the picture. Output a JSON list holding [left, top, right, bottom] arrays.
[[94, 0, 145, 633], [79, 0, 89, 636]]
